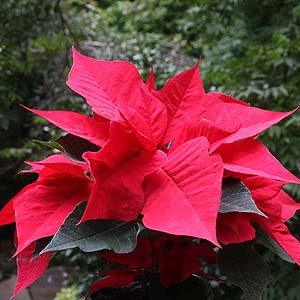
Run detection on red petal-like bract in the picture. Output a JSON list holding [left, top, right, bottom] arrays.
[[89, 270, 142, 296], [153, 61, 205, 146], [81, 122, 166, 222], [119, 84, 168, 150], [218, 139, 300, 183], [217, 212, 255, 245], [68, 48, 168, 150], [83, 149, 166, 222], [24, 154, 88, 177], [0, 156, 74, 225], [142, 137, 223, 246], [0, 198, 15, 226], [154, 236, 216, 287], [202, 93, 298, 144], [67, 47, 143, 122], [14, 179, 91, 255], [100, 239, 153, 269], [13, 178, 90, 254], [12, 243, 51, 298], [280, 191, 300, 221], [22, 105, 109, 147], [96, 237, 216, 291], [208, 92, 249, 106], [170, 118, 233, 153], [243, 176, 300, 264], [157, 248, 201, 288], [146, 67, 156, 92], [13, 156, 91, 255], [0, 177, 56, 226]]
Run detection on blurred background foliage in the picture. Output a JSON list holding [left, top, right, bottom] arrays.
[[0, 0, 299, 299]]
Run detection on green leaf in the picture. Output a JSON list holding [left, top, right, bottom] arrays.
[[219, 178, 267, 217], [33, 134, 100, 162], [218, 243, 272, 300], [32, 139, 64, 152], [31, 237, 53, 260], [255, 224, 294, 264], [56, 134, 100, 162], [40, 202, 144, 254]]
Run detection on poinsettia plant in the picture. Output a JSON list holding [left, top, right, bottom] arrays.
[[1, 47, 300, 299]]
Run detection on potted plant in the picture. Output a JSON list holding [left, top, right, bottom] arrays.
[[1, 47, 299, 300]]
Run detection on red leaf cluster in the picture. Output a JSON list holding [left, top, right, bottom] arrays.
[[1, 47, 299, 296], [91, 237, 216, 295]]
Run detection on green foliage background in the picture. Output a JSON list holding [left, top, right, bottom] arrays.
[[0, 0, 299, 299]]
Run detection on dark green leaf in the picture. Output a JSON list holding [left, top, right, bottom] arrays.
[[33, 134, 100, 162], [56, 134, 100, 162], [218, 242, 272, 300], [219, 178, 267, 217], [149, 276, 213, 300], [40, 202, 144, 254], [31, 236, 53, 260], [255, 224, 294, 264]]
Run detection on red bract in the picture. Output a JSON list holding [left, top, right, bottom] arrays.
[[67, 47, 141, 122], [152, 61, 205, 146], [82, 149, 166, 222], [1, 47, 299, 297], [81, 122, 167, 222], [2, 154, 92, 256], [200, 93, 298, 145], [91, 237, 216, 295], [217, 212, 255, 245], [99, 238, 153, 269], [14, 177, 91, 255], [89, 270, 142, 296], [21, 105, 109, 147], [244, 176, 300, 264], [12, 243, 51, 298], [218, 139, 300, 183], [153, 236, 216, 287], [119, 85, 168, 151], [145, 67, 156, 92], [217, 174, 300, 263], [142, 137, 223, 246]]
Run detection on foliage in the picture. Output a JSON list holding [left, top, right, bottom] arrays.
[[0, 0, 96, 204], [218, 243, 272, 300], [41, 203, 144, 254], [263, 251, 300, 300], [54, 285, 78, 300]]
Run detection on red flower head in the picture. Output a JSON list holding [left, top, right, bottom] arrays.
[[1, 47, 299, 297]]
